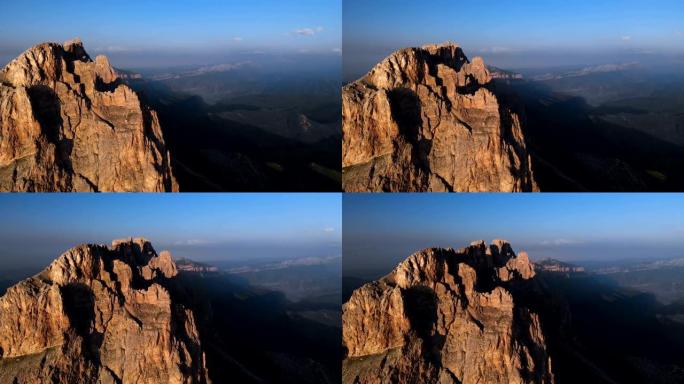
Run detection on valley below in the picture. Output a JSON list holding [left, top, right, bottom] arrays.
[[124, 59, 342, 192], [176, 255, 342, 384], [492, 63, 684, 191]]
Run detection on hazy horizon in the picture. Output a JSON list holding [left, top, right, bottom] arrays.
[[0, 194, 341, 271], [343, 0, 684, 81], [343, 194, 684, 277], [0, 0, 341, 68]]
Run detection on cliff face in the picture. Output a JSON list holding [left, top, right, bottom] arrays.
[[342, 240, 554, 384], [342, 43, 537, 192], [0, 38, 177, 191], [0, 238, 208, 384]]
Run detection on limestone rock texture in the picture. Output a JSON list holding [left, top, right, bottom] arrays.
[[342, 43, 538, 192], [0, 238, 209, 384], [342, 240, 554, 384], [0, 38, 177, 191]]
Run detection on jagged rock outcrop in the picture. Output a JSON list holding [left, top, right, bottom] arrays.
[[0, 38, 178, 191], [342, 43, 537, 192], [342, 240, 554, 384], [0, 238, 209, 383]]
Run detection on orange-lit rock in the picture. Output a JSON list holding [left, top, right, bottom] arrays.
[[342, 43, 537, 192], [0, 238, 208, 383], [343, 240, 554, 384], [0, 38, 177, 191]]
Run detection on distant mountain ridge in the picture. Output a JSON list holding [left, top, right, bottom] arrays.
[[487, 65, 524, 80], [594, 257, 684, 274], [531, 62, 641, 81], [535, 258, 586, 273], [176, 258, 219, 273], [147, 61, 255, 81]]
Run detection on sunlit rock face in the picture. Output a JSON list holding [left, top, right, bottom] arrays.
[[342, 43, 538, 192], [342, 240, 554, 384], [0, 238, 209, 384], [0, 38, 177, 191]]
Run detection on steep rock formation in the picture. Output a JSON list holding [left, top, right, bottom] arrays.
[[0, 38, 177, 191], [342, 43, 537, 192], [0, 238, 208, 383], [342, 240, 554, 384]]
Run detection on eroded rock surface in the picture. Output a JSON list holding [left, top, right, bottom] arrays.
[[342, 240, 554, 384], [342, 43, 537, 192], [0, 38, 177, 191], [0, 238, 208, 383]]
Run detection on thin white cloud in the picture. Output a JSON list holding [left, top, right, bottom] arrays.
[[94, 46, 130, 53], [538, 238, 579, 246], [323, 227, 335, 232], [478, 46, 513, 54], [675, 30, 683, 37], [173, 239, 208, 246], [332, 48, 342, 54], [232, 37, 243, 42], [293, 26, 324, 36], [621, 36, 632, 41]]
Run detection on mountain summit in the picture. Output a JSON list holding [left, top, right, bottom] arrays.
[[342, 240, 553, 383], [342, 43, 537, 192], [0, 38, 177, 191], [0, 238, 208, 383]]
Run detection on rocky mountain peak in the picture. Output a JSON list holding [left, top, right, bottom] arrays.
[[39, 238, 178, 289], [0, 38, 178, 191], [0, 239, 208, 383], [64, 37, 89, 61], [388, 240, 535, 291], [342, 42, 537, 192], [95, 54, 118, 83], [343, 240, 553, 383]]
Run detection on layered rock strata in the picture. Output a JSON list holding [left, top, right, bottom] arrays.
[[0, 238, 208, 383], [0, 38, 177, 191], [342, 43, 537, 192], [342, 240, 554, 384]]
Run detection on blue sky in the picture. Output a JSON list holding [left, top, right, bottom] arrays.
[[344, 0, 684, 79], [0, 193, 341, 269], [0, 0, 341, 67], [344, 194, 684, 275]]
